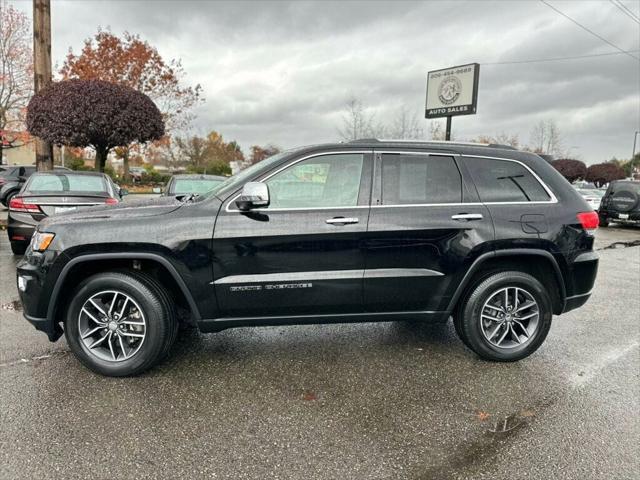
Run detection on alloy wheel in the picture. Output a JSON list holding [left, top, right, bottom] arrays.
[[77, 290, 147, 362], [480, 286, 540, 349]]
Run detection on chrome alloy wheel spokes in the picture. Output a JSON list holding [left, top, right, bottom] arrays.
[[480, 287, 539, 349], [78, 290, 146, 362]]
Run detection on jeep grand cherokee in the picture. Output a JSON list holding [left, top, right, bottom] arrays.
[[16, 140, 599, 376]]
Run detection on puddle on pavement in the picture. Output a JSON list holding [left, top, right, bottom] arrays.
[[598, 240, 640, 250], [1, 300, 22, 311]]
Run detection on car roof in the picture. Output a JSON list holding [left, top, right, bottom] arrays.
[[170, 174, 227, 180], [30, 170, 106, 177]]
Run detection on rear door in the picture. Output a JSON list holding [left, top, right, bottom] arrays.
[[363, 151, 494, 314], [213, 150, 373, 318]]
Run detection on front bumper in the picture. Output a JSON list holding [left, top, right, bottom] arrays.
[[16, 249, 66, 342]]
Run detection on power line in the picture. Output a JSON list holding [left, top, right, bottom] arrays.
[[483, 49, 640, 65], [610, 0, 640, 23], [540, 0, 640, 61]]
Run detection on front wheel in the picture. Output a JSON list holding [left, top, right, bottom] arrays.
[[454, 271, 553, 362], [64, 271, 176, 376], [598, 215, 609, 227]]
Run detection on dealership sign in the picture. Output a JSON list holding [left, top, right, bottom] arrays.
[[425, 63, 480, 119]]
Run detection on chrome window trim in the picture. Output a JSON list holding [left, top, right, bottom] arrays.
[[225, 150, 558, 212], [225, 150, 371, 213]]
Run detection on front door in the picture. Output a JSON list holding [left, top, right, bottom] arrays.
[[213, 150, 373, 318], [364, 151, 494, 314]]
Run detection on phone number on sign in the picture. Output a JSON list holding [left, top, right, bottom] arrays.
[[430, 67, 473, 79]]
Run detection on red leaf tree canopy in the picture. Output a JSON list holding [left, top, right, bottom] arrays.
[[551, 159, 587, 183], [26, 79, 164, 171], [585, 162, 626, 188]]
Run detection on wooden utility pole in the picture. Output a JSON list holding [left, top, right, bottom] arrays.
[[33, 0, 53, 171]]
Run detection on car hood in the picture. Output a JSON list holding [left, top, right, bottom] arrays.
[[39, 196, 183, 228]]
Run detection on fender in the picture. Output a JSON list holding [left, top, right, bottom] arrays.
[[46, 252, 202, 323], [445, 248, 566, 313]]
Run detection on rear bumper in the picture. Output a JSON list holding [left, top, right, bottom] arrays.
[[599, 210, 640, 224], [562, 250, 598, 314], [7, 222, 35, 243]]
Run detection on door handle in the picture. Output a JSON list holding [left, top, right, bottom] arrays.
[[451, 213, 483, 221], [326, 217, 359, 225]]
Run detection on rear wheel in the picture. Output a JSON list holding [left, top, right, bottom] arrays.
[[599, 215, 609, 227], [10, 241, 28, 255], [455, 271, 553, 362], [64, 271, 176, 376]]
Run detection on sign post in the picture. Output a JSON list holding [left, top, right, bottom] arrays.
[[425, 63, 480, 140]]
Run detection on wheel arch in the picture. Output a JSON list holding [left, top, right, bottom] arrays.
[[448, 249, 566, 315], [48, 253, 201, 326]]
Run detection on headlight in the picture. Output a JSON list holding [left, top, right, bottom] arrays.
[[30, 231, 55, 252]]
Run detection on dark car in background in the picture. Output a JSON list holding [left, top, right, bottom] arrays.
[[15, 140, 600, 376], [0, 165, 71, 207], [8, 171, 123, 254], [598, 180, 640, 227], [162, 174, 226, 197]]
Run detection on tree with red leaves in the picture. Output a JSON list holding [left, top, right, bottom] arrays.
[[585, 162, 626, 188], [551, 159, 587, 183], [26, 80, 164, 171]]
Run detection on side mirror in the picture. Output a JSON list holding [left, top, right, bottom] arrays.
[[236, 182, 269, 211], [119, 188, 129, 196]]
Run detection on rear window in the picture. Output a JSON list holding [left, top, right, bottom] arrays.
[[381, 154, 462, 205], [462, 157, 551, 202], [608, 182, 640, 194], [25, 174, 108, 194], [172, 178, 224, 195]]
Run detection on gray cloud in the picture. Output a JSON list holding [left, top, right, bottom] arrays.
[[14, 0, 640, 162]]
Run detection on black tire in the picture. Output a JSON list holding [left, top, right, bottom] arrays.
[[64, 271, 176, 376], [598, 215, 609, 227], [10, 241, 28, 255], [456, 271, 553, 362]]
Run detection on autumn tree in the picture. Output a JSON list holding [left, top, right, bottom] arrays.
[[174, 130, 241, 175], [27, 80, 164, 171], [585, 162, 626, 188], [551, 159, 587, 183], [249, 144, 281, 165], [60, 29, 203, 178], [0, 1, 33, 164], [471, 133, 520, 148]]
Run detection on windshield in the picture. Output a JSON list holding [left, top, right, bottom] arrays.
[[172, 178, 224, 195], [208, 149, 300, 198], [25, 174, 108, 194]]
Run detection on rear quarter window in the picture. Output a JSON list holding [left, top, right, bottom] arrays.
[[462, 157, 551, 202]]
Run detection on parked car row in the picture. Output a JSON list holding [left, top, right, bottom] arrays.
[[573, 180, 640, 227], [5, 171, 228, 254]]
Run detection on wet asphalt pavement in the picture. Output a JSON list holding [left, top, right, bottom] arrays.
[[0, 202, 638, 479]]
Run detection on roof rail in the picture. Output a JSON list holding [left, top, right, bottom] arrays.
[[348, 138, 517, 150]]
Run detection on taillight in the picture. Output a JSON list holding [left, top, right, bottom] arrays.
[[104, 197, 119, 205], [577, 211, 599, 233], [9, 197, 41, 213]]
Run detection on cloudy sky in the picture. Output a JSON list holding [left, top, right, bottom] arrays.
[[14, 0, 640, 163]]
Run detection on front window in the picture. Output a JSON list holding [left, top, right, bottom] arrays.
[[265, 153, 364, 209]]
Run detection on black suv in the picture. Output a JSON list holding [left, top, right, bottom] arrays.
[[16, 141, 599, 376], [598, 180, 640, 227]]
